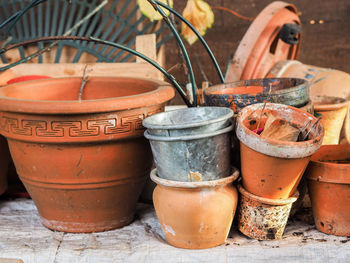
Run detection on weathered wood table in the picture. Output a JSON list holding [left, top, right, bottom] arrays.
[[0, 198, 349, 263]]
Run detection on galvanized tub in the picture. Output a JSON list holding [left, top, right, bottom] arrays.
[[203, 78, 309, 113], [142, 106, 233, 137], [144, 124, 233, 182]]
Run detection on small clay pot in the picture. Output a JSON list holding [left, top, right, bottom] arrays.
[[151, 168, 239, 249], [306, 144, 350, 236], [238, 184, 298, 240], [236, 103, 324, 199], [312, 95, 349, 145]]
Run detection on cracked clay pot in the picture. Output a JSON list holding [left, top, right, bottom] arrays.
[[0, 77, 174, 232], [151, 168, 239, 249]]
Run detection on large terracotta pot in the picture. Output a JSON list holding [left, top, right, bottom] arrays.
[[0, 77, 174, 233], [236, 103, 324, 199], [151, 168, 239, 249], [312, 96, 349, 145], [306, 144, 350, 236]]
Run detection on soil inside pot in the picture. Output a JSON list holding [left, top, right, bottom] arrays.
[[320, 158, 350, 164], [212, 86, 263, 95]]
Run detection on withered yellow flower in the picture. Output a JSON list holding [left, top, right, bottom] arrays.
[[181, 0, 214, 45]]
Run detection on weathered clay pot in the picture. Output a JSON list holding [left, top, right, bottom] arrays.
[[306, 144, 350, 236], [236, 103, 324, 199], [0, 136, 10, 195], [151, 168, 239, 249], [238, 184, 298, 240], [312, 95, 349, 145], [0, 77, 174, 232], [203, 78, 308, 114]]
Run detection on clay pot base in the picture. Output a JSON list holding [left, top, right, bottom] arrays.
[[238, 185, 298, 240], [40, 215, 134, 233]]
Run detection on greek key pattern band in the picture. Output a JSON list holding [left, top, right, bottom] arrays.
[[0, 109, 161, 140]]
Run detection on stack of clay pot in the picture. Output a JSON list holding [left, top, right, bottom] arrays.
[[235, 103, 324, 240], [143, 107, 240, 249]]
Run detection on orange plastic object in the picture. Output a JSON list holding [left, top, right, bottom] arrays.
[[0, 77, 174, 233], [151, 168, 239, 249], [306, 144, 350, 236], [236, 103, 324, 199], [226, 1, 301, 82]]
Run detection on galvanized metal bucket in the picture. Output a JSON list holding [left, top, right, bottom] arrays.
[[144, 124, 234, 182], [142, 106, 233, 137]]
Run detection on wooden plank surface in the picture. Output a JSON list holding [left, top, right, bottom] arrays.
[[0, 198, 348, 263]]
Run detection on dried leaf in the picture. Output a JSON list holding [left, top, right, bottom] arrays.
[[181, 0, 214, 45], [261, 118, 300, 142], [137, 0, 173, 21]]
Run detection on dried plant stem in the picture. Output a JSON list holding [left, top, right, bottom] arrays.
[[211, 6, 254, 21], [78, 65, 92, 101], [256, 84, 272, 133], [302, 117, 322, 141]]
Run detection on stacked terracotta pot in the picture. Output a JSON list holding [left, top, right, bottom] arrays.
[[235, 103, 324, 240], [143, 107, 240, 249]]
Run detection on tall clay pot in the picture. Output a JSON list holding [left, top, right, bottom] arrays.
[[306, 144, 350, 236], [151, 168, 239, 249], [312, 96, 349, 145], [0, 77, 174, 233], [236, 103, 324, 199]]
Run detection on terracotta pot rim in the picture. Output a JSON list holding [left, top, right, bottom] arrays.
[[0, 77, 175, 114], [204, 77, 306, 96], [237, 184, 298, 205], [312, 96, 349, 111], [150, 167, 239, 188], [144, 123, 233, 142], [142, 106, 233, 130], [236, 103, 324, 158], [307, 144, 350, 184]]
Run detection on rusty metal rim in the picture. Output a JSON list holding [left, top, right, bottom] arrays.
[[150, 167, 239, 188], [237, 184, 298, 205], [236, 103, 324, 158], [144, 123, 234, 142]]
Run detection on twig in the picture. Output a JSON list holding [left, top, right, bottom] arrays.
[[211, 6, 254, 21], [194, 53, 209, 83], [302, 117, 322, 141], [78, 65, 92, 101], [256, 84, 272, 133]]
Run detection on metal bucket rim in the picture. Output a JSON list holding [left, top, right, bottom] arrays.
[[144, 123, 234, 141], [142, 106, 233, 130], [150, 167, 240, 188]]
